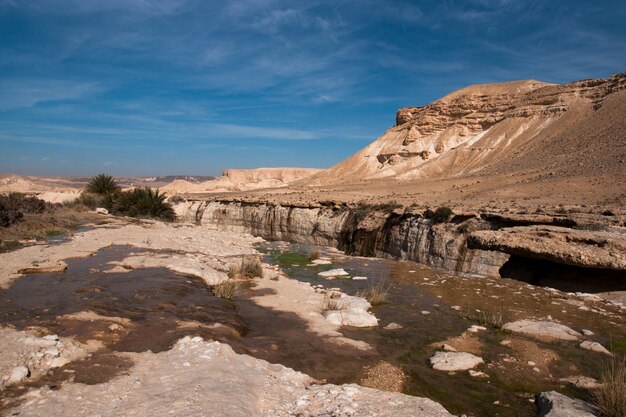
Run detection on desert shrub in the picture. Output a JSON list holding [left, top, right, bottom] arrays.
[[0, 198, 23, 227], [212, 280, 240, 299], [110, 188, 176, 221], [86, 174, 120, 195], [229, 256, 264, 278], [2, 193, 46, 214], [66, 192, 103, 210], [357, 279, 390, 306], [169, 195, 185, 204], [320, 294, 341, 312], [241, 256, 263, 278], [465, 306, 504, 329], [0, 193, 48, 227], [591, 355, 626, 417]]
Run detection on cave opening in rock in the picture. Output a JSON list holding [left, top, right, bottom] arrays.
[[498, 255, 626, 293]]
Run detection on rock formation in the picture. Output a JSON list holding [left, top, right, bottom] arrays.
[[302, 72, 626, 185], [161, 167, 322, 194]]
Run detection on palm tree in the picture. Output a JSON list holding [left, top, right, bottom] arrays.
[[86, 174, 120, 195]]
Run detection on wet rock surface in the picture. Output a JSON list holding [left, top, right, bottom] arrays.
[[535, 391, 599, 417]]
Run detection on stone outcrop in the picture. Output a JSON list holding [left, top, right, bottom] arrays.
[[503, 320, 582, 341], [179, 200, 510, 277], [535, 391, 599, 417], [301, 72, 626, 185], [162, 167, 322, 194], [10, 337, 455, 417], [178, 200, 626, 282], [468, 225, 626, 270]]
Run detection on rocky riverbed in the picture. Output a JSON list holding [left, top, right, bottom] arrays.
[[0, 216, 623, 416]]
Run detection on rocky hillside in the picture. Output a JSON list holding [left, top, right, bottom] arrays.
[[305, 72, 626, 184], [162, 167, 322, 194]]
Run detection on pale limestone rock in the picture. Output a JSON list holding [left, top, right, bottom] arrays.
[[503, 320, 582, 341], [535, 391, 599, 417], [318, 268, 350, 278], [579, 341, 611, 355], [429, 351, 484, 371], [6, 365, 29, 384], [94, 207, 108, 215]]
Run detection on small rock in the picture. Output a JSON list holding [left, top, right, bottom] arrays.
[[581, 329, 594, 337], [318, 268, 350, 278], [421, 311, 430, 315], [311, 259, 332, 265], [7, 366, 30, 384], [469, 370, 488, 378], [429, 351, 484, 371], [442, 344, 457, 352], [467, 325, 487, 333], [43, 335, 59, 341], [384, 322, 402, 330], [95, 207, 109, 215], [579, 341, 611, 355], [352, 276, 368, 281]]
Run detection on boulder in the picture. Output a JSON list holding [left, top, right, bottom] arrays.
[[429, 351, 484, 371], [503, 320, 582, 341], [95, 207, 109, 215], [318, 268, 350, 278], [579, 341, 611, 355], [535, 391, 599, 417], [6, 365, 30, 384]]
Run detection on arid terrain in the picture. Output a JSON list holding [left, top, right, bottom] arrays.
[[1, 72, 625, 417]]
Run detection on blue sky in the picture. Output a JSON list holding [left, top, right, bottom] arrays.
[[1, 0, 624, 176]]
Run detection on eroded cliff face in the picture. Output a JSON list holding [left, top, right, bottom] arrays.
[[176, 200, 626, 287], [177, 201, 509, 277], [302, 72, 626, 184]]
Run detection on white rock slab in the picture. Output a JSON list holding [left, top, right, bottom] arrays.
[[429, 351, 484, 371], [579, 341, 611, 355], [318, 268, 350, 278], [535, 391, 599, 417], [503, 320, 582, 341]]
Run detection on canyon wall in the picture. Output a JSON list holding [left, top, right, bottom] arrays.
[[176, 201, 510, 277]]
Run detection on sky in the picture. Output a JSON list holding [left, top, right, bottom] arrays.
[[0, 0, 625, 176]]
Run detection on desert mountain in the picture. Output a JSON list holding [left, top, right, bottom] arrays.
[[303, 72, 626, 185], [161, 167, 322, 194]]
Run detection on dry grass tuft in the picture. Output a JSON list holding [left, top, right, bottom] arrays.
[[213, 280, 240, 299], [591, 355, 626, 417], [228, 256, 264, 278], [466, 306, 504, 329], [320, 294, 341, 312], [357, 280, 390, 306]]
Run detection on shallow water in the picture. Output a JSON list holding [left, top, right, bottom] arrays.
[[260, 241, 626, 417], [0, 242, 623, 416]]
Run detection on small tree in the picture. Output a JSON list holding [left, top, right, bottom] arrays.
[[86, 174, 120, 195]]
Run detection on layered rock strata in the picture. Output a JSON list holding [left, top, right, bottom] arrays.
[[178, 201, 626, 280]]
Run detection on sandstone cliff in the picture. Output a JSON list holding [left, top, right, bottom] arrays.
[[303, 72, 626, 185], [162, 168, 322, 194]]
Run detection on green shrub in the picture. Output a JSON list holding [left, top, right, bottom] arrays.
[[110, 188, 176, 221], [86, 174, 120, 195]]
